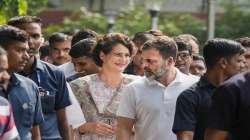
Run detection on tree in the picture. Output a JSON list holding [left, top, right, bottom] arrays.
[[0, 0, 48, 24], [216, 1, 250, 39]]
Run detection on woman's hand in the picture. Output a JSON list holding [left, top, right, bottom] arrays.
[[79, 122, 116, 136]]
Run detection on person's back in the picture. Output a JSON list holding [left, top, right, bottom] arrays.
[[205, 71, 250, 140]]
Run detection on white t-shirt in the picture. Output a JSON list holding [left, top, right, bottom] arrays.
[[58, 62, 76, 78], [66, 83, 86, 129], [117, 68, 199, 140]]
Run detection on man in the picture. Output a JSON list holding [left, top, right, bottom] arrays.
[[174, 37, 195, 75], [176, 34, 200, 55], [8, 16, 71, 140], [116, 36, 199, 140], [58, 28, 98, 78], [67, 38, 99, 82], [39, 42, 52, 63], [235, 37, 250, 71], [48, 32, 71, 66], [189, 55, 206, 76], [124, 30, 163, 76], [173, 38, 246, 140], [0, 46, 19, 140], [0, 25, 44, 140], [204, 71, 250, 140]]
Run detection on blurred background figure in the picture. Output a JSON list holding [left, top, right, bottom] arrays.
[[70, 33, 138, 140], [189, 54, 206, 76], [176, 34, 200, 55], [0, 47, 10, 93], [174, 37, 194, 75], [48, 32, 71, 66], [39, 42, 52, 63], [235, 37, 250, 71]]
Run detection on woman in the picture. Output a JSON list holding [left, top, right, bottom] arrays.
[[70, 33, 138, 140]]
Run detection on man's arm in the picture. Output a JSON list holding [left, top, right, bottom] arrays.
[[57, 108, 70, 140], [204, 128, 228, 140], [176, 131, 194, 140], [31, 125, 41, 140], [172, 90, 197, 140], [116, 117, 135, 140]]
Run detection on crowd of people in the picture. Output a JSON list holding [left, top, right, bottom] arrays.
[[0, 15, 250, 140]]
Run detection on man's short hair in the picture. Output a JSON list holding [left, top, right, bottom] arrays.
[[71, 29, 98, 46], [174, 37, 192, 54], [0, 25, 29, 48], [48, 32, 70, 47], [235, 37, 250, 48], [193, 54, 205, 62], [132, 30, 164, 47], [203, 38, 246, 69], [39, 42, 50, 59], [7, 16, 42, 27], [69, 38, 97, 58], [176, 34, 199, 44], [142, 36, 178, 61]]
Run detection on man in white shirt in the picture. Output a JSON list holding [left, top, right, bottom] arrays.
[[116, 36, 199, 140]]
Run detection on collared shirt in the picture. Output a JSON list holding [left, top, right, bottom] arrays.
[[0, 95, 19, 140], [207, 71, 250, 140], [117, 68, 199, 140], [172, 76, 217, 140], [20, 59, 71, 140], [7, 73, 44, 140]]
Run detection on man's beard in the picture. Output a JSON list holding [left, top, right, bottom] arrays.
[[144, 65, 167, 81]]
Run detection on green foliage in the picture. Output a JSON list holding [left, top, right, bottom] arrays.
[[44, 6, 150, 36], [216, 2, 250, 39], [26, 0, 48, 15], [159, 13, 206, 43], [44, 1, 250, 45], [44, 9, 107, 35], [0, 0, 48, 24], [44, 5, 206, 42]]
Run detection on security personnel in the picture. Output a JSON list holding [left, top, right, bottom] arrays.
[[8, 16, 71, 140], [0, 25, 44, 140]]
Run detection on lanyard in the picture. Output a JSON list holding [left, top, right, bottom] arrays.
[[36, 71, 41, 87]]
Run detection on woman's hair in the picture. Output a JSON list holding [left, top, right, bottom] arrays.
[[92, 33, 134, 67]]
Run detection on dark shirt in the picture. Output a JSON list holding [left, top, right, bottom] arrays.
[[20, 59, 71, 140], [8, 73, 44, 140], [124, 62, 135, 75], [173, 76, 217, 140], [207, 71, 250, 140], [66, 72, 86, 82]]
